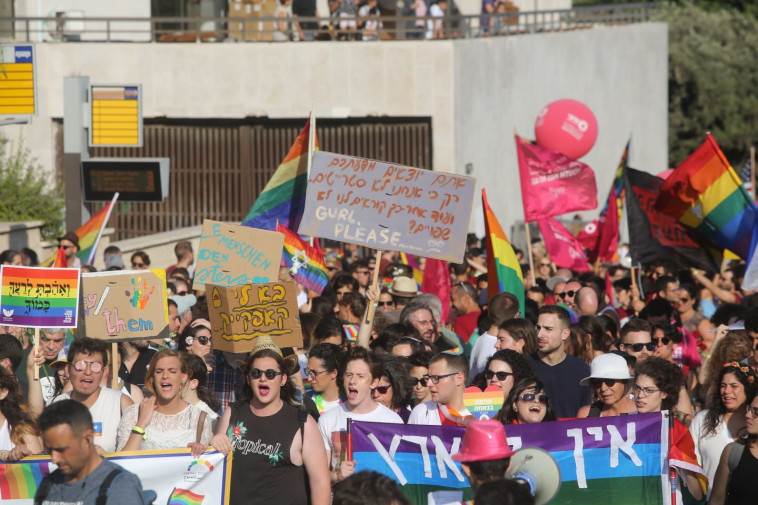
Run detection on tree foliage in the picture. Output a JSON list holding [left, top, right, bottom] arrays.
[[0, 136, 64, 241]]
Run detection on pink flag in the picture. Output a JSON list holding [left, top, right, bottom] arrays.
[[577, 189, 619, 262], [421, 258, 451, 325], [516, 135, 598, 222], [537, 218, 590, 272]]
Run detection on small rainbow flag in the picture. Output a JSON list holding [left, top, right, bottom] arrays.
[[482, 189, 524, 313], [0, 461, 51, 499], [168, 487, 205, 505], [277, 224, 328, 295]]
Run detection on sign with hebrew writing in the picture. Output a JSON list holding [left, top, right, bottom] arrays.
[[80, 269, 169, 341], [207, 281, 302, 353], [352, 412, 670, 505], [299, 152, 476, 263], [462, 390, 504, 420], [193, 220, 284, 289], [0, 266, 80, 328]]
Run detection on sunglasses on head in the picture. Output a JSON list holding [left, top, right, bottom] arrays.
[[558, 290, 577, 299], [409, 377, 428, 387], [518, 393, 549, 404], [249, 368, 284, 380], [485, 370, 513, 381], [653, 336, 671, 346], [373, 385, 392, 394], [72, 360, 104, 373], [624, 342, 656, 352], [590, 378, 619, 388]]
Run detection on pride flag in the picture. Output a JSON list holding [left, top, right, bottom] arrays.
[[243, 116, 319, 231], [399, 252, 424, 287], [482, 189, 524, 314], [0, 460, 50, 499], [655, 133, 758, 259], [277, 224, 328, 295], [168, 487, 205, 505]]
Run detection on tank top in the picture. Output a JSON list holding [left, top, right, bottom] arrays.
[[726, 445, 758, 504], [56, 386, 123, 453], [227, 401, 307, 505]]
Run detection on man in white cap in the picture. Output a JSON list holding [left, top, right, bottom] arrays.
[[388, 276, 419, 312]]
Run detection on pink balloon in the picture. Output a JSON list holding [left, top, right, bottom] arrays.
[[534, 99, 598, 159]]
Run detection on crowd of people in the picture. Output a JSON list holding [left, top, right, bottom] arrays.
[[1, 230, 758, 505]]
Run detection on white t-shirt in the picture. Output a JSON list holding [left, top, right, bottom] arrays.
[[689, 409, 735, 497], [408, 401, 473, 426], [469, 331, 497, 379], [0, 419, 13, 451], [53, 386, 125, 453], [318, 402, 402, 470]]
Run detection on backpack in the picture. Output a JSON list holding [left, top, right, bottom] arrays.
[[35, 467, 157, 505]]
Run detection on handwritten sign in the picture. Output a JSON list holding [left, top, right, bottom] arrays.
[[0, 266, 80, 328], [207, 281, 302, 353], [298, 151, 476, 262], [463, 390, 504, 420], [80, 269, 169, 341], [193, 220, 284, 289]]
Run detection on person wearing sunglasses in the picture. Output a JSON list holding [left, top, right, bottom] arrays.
[[577, 353, 636, 418], [306, 343, 343, 415], [497, 377, 556, 425], [557, 280, 582, 312], [56, 231, 81, 268], [212, 348, 331, 505], [48, 338, 133, 454], [177, 324, 214, 372], [408, 353, 473, 426], [318, 347, 402, 483], [618, 318, 655, 362], [377, 289, 396, 313], [129, 250, 151, 270], [372, 355, 413, 422], [407, 351, 433, 406], [484, 350, 534, 406]]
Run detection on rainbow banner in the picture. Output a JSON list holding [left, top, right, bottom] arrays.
[[352, 412, 670, 505], [482, 188, 524, 313], [0, 449, 231, 505], [277, 224, 329, 295], [0, 266, 80, 328], [655, 133, 758, 259]]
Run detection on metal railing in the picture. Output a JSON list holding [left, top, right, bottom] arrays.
[[0, 3, 660, 43]]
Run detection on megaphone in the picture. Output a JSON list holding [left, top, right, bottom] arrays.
[[505, 447, 561, 505]]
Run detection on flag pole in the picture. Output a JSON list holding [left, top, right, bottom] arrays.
[[525, 222, 535, 289], [87, 192, 119, 265], [750, 146, 756, 201], [364, 250, 382, 323]]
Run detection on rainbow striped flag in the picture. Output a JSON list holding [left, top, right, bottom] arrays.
[[655, 133, 758, 259], [482, 189, 524, 313], [243, 116, 319, 231], [168, 487, 205, 505], [277, 224, 328, 295], [0, 460, 51, 499]]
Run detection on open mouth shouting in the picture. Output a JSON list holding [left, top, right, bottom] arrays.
[[257, 383, 271, 398]]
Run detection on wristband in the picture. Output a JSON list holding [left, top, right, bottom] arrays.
[[131, 426, 147, 439]]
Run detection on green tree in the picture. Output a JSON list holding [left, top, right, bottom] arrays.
[[660, 1, 758, 166], [0, 136, 64, 241]]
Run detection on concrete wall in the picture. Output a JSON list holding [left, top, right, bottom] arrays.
[[6, 22, 667, 238]]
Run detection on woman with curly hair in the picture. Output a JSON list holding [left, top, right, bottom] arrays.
[[698, 331, 753, 406], [371, 355, 413, 422], [495, 377, 556, 425], [483, 350, 534, 404], [689, 362, 757, 498], [0, 367, 43, 461], [634, 357, 705, 502]]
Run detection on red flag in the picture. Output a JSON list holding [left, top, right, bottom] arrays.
[[537, 218, 590, 272], [595, 185, 620, 262], [53, 246, 67, 268], [516, 135, 598, 222], [421, 258, 451, 325]]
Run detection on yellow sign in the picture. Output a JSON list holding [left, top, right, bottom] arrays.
[[90, 85, 143, 147], [0, 45, 36, 117]]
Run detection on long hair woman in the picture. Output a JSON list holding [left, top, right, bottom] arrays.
[[0, 367, 43, 461], [495, 377, 556, 425]]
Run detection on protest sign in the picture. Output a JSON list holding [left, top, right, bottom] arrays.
[[0, 266, 79, 328], [0, 449, 231, 505], [207, 281, 303, 352], [80, 269, 169, 341], [299, 151, 476, 263], [352, 412, 669, 505], [462, 390, 503, 420], [193, 220, 284, 289]]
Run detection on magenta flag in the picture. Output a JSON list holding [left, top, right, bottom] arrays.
[[421, 258, 451, 325], [516, 135, 598, 222], [538, 218, 590, 272]]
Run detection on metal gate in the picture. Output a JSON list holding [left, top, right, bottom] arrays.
[[77, 117, 432, 241]]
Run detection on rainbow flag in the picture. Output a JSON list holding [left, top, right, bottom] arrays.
[[168, 487, 205, 505], [40, 193, 118, 267], [0, 266, 80, 328], [277, 224, 328, 295], [399, 252, 423, 287], [243, 116, 319, 231], [655, 133, 758, 259], [0, 461, 51, 499], [482, 189, 524, 313]]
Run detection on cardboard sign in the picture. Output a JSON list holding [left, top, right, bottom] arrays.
[[0, 266, 80, 328], [207, 281, 303, 353], [298, 151, 476, 262], [193, 220, 284, 289], [81, 269, 169, 342]]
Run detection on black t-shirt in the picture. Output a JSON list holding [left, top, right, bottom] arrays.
[[292, 0, 318, 30], [118, 347, 156, 388], [526, 352, 592, 419]]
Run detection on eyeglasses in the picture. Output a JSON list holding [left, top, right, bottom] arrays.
[[373, 385, 392, 394], [653, 337, 671, 346], [557, 290, 577, 299], [485, 370, 513, 381], [539, 262, 551, 267], [132, 262, 145, 267], [409, 377, 428, 387], [194, 335, 212, 345], [678, 297, 691, 303], [304, 368, 329, 378], [518, 393, 549, 404], [249, 368, 284, 380], [72, 360, 104, 373], [590, 378, 619, 389], [632, 385, 660, 397], [746, 405, 758, 418], [455, 281, 476, 297], [377, 301, 394, 307], [623, 342, 656, 352], [424, 372, 458, 384]]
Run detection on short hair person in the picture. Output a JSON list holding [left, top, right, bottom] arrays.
[[408, 353, 473, 426], [35, 400, 144, 504]]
